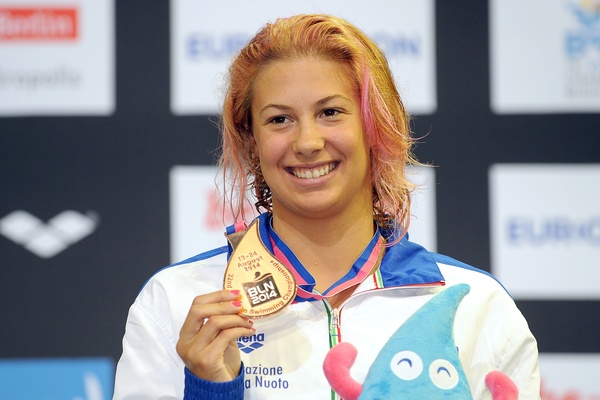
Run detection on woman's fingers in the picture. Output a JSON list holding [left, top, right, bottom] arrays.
[[176, 289, 255, 382], [194, 312, 253, 348], [182, 316, 254, 381], [179, 290, 243, 341], [184, 322, 254, 380]]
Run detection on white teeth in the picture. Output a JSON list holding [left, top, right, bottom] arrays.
[[292, 162, 336, 179]]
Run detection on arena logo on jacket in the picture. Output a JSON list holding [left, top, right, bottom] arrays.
[[237, 332, 265, 354], [237, 323, 314, 393]]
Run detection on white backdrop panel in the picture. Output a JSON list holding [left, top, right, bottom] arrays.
[[490, 0, 600, 114], [0, 0, 115, 116], [170, 0, 436, 115], [490, 164, 600, 299]]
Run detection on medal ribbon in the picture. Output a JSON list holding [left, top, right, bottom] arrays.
[[266, 219, 386, 302]]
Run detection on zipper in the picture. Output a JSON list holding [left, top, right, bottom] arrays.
[[329, 307, 340, 340], [326, 304, 342, 400], [326, 302, 342, 347]]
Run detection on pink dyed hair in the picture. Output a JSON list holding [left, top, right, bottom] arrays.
[[219, 14, 419, 237]]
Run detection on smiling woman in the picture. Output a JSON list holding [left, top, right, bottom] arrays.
[[113, 14, 540, 400], [220, 15, 418, 238], [251, 58, 373, 242]]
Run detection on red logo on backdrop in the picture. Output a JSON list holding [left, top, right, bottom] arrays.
[[204, 188, 256, 231], [0, 7, 78, 41], [541, 378, 600, 400]]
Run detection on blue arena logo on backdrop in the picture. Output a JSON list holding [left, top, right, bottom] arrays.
[[0, 358, 114, 400], [507, 216, 600, 246], [237, 332, 265, 354]]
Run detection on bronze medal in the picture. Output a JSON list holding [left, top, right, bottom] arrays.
[[223, 219, 297, 318]]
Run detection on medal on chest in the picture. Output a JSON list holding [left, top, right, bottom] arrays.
[[224, 219, 297, 318]]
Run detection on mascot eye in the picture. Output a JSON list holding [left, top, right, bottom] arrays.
[[429, 359, 459, 389], [390, 351, 423, 381]]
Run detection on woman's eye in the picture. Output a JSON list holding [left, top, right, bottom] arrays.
[[269, 116, 289, 124], [322, 108, 340, 118]]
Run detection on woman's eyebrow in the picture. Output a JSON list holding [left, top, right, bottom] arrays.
[[258, 94, 351, 115], [316, 94, 350, 106], [258, 103, 292, 115]]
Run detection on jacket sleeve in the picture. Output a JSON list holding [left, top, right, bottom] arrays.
[[494, 298, 541, 400], [113, 300, 187, 399], [444, 268, 541, 400], [113, 300, 246, 400], [465, 283, 541, 400], [113, 272, 246, 400], [184, 367, 244, 400]]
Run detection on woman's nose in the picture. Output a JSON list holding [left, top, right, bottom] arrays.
[[292, 122, 325, 156]]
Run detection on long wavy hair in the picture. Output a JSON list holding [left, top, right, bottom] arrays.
[[219, 14, 419, 238]]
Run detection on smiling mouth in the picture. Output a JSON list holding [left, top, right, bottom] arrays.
[[289, 162, 338, 179]]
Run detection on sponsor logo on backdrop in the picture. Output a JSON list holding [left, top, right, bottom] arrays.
[[490, 0, 600, 113], [0, 0, 114, 116], [489, 164, 600, 299], [371, 32, 421, 58], [185, 32, 421, 62], [0, 7, 82, 90], [507, 216, 600, 246], [0, 7, 78, 41], [564, 0, 600, 99], [0, 66, 82, 91], [0, 358, 113, 400], [186, 32, 249, 61], [170, 165, 257, 262], [203, 185, 255, 231], [0, 210, 99, 258]]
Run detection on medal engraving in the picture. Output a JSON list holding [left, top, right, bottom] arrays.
[[244, 272, 281, 306], [224, 219, 296, 318]]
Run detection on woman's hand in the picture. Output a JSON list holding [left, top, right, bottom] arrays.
[[176, 289, 254, 382]]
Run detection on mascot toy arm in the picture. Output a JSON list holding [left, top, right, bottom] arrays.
[[322, 284, 519, 400]]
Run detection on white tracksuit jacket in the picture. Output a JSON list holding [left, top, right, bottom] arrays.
[[113, 213, 540, 399]]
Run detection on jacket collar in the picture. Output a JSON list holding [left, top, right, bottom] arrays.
[[226, 213, 444, 298]]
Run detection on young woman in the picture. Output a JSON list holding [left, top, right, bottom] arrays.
[[114, 14, 540, 400]]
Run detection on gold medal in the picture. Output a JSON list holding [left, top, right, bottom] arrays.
[[223, 219, 297, 318]]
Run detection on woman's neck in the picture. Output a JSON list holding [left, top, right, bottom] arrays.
[[271, 209, 375, 293]]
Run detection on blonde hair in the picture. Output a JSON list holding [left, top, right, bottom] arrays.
[[219, 14, 419, 237]]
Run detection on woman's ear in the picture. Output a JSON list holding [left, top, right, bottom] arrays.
[[249, 134, 259, 156], [248, 134, 261, 169]]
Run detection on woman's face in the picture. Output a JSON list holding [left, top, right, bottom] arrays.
[[250, 57, 373, 222]]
